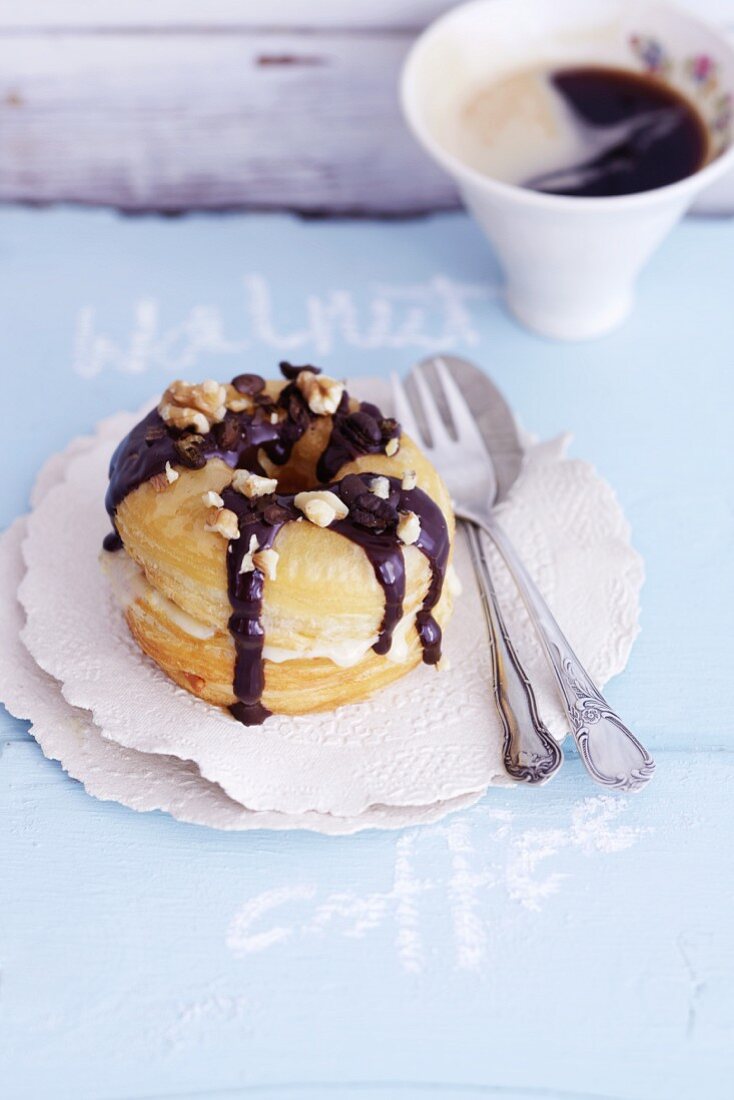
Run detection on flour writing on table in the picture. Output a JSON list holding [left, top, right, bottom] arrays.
[[226, 797, 650, 974], [72, 274, 498, 377]]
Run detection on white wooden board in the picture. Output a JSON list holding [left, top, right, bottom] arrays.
[[0, 32, 455, 213], [0, 1, 733, 215], [0, 1, 458, 31], [2, 0, 732, 30]]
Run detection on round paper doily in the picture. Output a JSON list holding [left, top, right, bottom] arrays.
[[16, 381, 643, 821]]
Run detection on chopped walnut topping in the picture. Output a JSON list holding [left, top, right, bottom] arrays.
[[201, 489, 224, 508], [148, 461, 178, 492], [385, 436, 400, 457], [294, 489, 349, 528], [226, 396, 250, 414], [223, 382, 254, 414], [149, 472, 169, 493], [231, 469, 278, 499], [269, 411, 280, 425], [159, 403, 210, 434], [158, 379, 228, 432], [253, 546, 279, 580], [239, 534, 259, 573], [397, 511, 421, 545], [401, 469, 417, 491], [296, 370, 344, 416], [184, 671, 206, 694], [369, 476, 390, 500], [205, 506, 240, 541]]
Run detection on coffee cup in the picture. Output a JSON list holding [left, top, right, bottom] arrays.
[[401, 0, 734, 340]]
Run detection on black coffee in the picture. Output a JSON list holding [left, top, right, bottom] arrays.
[[526, 65, 708, 197]]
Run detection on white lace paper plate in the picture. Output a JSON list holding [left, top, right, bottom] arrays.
[[15, 380, 644, 824], [4, 425, 483, 833], [0, 519, 480, 834]]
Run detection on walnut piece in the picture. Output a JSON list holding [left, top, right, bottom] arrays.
[[158, 404, 210, 435], [294, 489, 349, 528], [369, 476, 390, 500], [401, 469, 417, 491], [253, 546, 279, 580], [385, 437, 400, 457], [239, 534, 259, 573], [397, 511, 421, 545], [149, 473, 169, 493], [204, 506, 240, 541], [296, 370, 344, 416], [237, 537, 278, 579], [148, 460, 178, 492], [158, 379, 228, 432], [201, 489, 224, 508], [231, 469, 278, 499]]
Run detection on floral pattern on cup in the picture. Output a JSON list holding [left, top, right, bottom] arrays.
[[685, 54, 719, 94], [629, 34, 672, 76], [628, 34, 732, 155], [712, 92, 733, 136]]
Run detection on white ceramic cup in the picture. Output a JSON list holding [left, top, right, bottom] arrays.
[[401, 0, 734, 340]]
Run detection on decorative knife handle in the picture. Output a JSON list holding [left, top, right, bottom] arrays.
[[481, 518, 655, 792], [464, 523, 562, 785]]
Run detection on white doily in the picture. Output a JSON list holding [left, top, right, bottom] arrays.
[[1, 521, 483, 833], [14, 381, 644, 823]]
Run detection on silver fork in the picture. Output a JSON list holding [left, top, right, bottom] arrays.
[[392, 372, 563, 785], [392, 362, 655, 792]]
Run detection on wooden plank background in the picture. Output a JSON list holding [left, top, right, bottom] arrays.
[[1, 1, 734, 214]]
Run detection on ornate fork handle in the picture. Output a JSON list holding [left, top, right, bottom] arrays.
[[464, 522, 562, 784], [479, 517, 655, 792]]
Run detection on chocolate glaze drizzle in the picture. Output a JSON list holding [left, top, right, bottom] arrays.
[[105, 404, 280, 517], [221, 488, 298, 726], [317, 399, 400, 483], [104, 364, 450, 726]]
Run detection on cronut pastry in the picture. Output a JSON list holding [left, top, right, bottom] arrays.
[[102, 363, 456, 725]]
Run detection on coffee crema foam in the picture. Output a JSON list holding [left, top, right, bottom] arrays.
[[440, 64, 709, 197]]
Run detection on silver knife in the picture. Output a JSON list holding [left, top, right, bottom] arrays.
[[411, 354, 655, 792]]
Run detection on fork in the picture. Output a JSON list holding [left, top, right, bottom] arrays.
[[392, 362, 655, 793], [392, 372, 563, 785]]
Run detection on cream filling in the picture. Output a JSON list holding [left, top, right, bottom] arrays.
[[100, 548, 217, 640], [264, 637, 378, 668], [385, 610, 415, 664], [100, 548, 419, 667]]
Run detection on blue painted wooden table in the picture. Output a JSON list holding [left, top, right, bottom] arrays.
[[1, 208, 733, 1100]]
